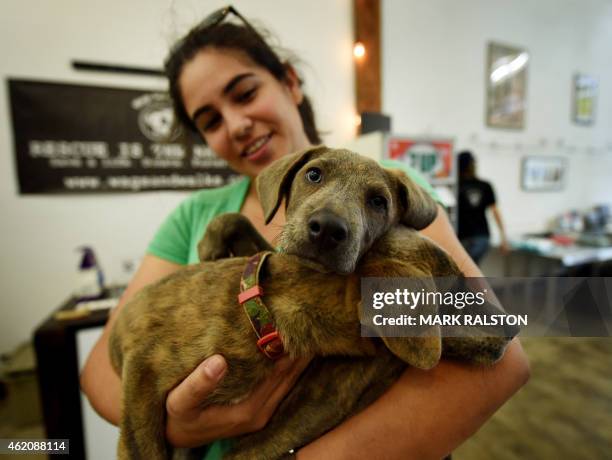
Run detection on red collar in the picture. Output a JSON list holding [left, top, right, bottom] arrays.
[[238, 251, 285, 360]]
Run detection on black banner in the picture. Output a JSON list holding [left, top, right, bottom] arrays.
[[8, 79, 238, 194]]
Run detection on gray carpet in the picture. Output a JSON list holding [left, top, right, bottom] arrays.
[[455, 338, 612, 460]]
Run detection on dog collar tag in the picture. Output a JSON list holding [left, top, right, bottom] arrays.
[[239, 251, 285, 360]]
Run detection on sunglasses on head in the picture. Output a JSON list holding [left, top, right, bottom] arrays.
[[169, 5, 261, 58], [193, 5, 260, 39]]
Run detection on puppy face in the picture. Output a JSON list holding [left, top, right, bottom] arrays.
[[257, 147, 438, 274], [280, 153, 397, 273]]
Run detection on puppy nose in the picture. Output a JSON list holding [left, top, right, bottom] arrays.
[[504, 322, 521, 339], [307, 210, 349, 249]]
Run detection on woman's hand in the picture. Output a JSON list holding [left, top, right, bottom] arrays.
[[165, 354, 311, 447]]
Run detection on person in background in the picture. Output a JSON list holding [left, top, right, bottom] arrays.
[[457, 150, 510, 265], [81, 7, 529, 459]]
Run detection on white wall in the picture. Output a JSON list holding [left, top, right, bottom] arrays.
[[0, 0, 354, 353], [383, 0, 612, 240]]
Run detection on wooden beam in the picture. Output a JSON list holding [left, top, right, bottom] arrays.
[[354, 0, 381, 114]]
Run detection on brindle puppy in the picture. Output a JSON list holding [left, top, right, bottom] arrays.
[[110, 146, 515, 460]]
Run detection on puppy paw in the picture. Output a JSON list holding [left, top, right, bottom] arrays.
[[198, 213, 273, 262], [200, 244, 232, 261]]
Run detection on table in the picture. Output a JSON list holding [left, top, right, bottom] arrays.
[[33, 288, 121, 460], [505, 237, 612, 276]]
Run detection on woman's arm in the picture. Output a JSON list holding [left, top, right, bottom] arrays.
[[297, 205, 530, 459], [489, 204, 510, 253], [299, 340, 528, 460]]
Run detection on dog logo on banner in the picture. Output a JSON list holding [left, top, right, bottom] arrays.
[[132, 93, 182, 142]]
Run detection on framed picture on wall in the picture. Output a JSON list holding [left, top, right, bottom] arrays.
[[572, 73, 597, 125], [521, 156, 567, 192], [486, 41, 529, 129]]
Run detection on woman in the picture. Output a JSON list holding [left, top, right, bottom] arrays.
[[457, 150, 509, 265], [81, 7, 529, 459]]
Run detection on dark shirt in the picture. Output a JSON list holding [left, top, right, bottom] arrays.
[[457, 178, 496, 239]]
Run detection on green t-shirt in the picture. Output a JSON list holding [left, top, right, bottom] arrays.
[[145, 159, 439, 459], [148, 176, 250, 265]]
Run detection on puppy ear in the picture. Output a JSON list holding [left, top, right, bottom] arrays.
[[381, 335, 442, 370], [256, 145, 327, 224], [387, 168, 439, 230]]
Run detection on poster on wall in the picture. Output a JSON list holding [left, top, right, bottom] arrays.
[[8, 79, 238, 194], [486, 42, 529, 130], [572, 73, 597, 125], [387, 137, 453, 180], [521, 156, 567, 192]]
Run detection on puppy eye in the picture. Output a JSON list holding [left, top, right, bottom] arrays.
[[305, 168, 322, 183], [368, 195, 387, 211]]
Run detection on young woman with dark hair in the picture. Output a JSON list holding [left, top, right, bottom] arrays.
[[81, 7, 529, 459]]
